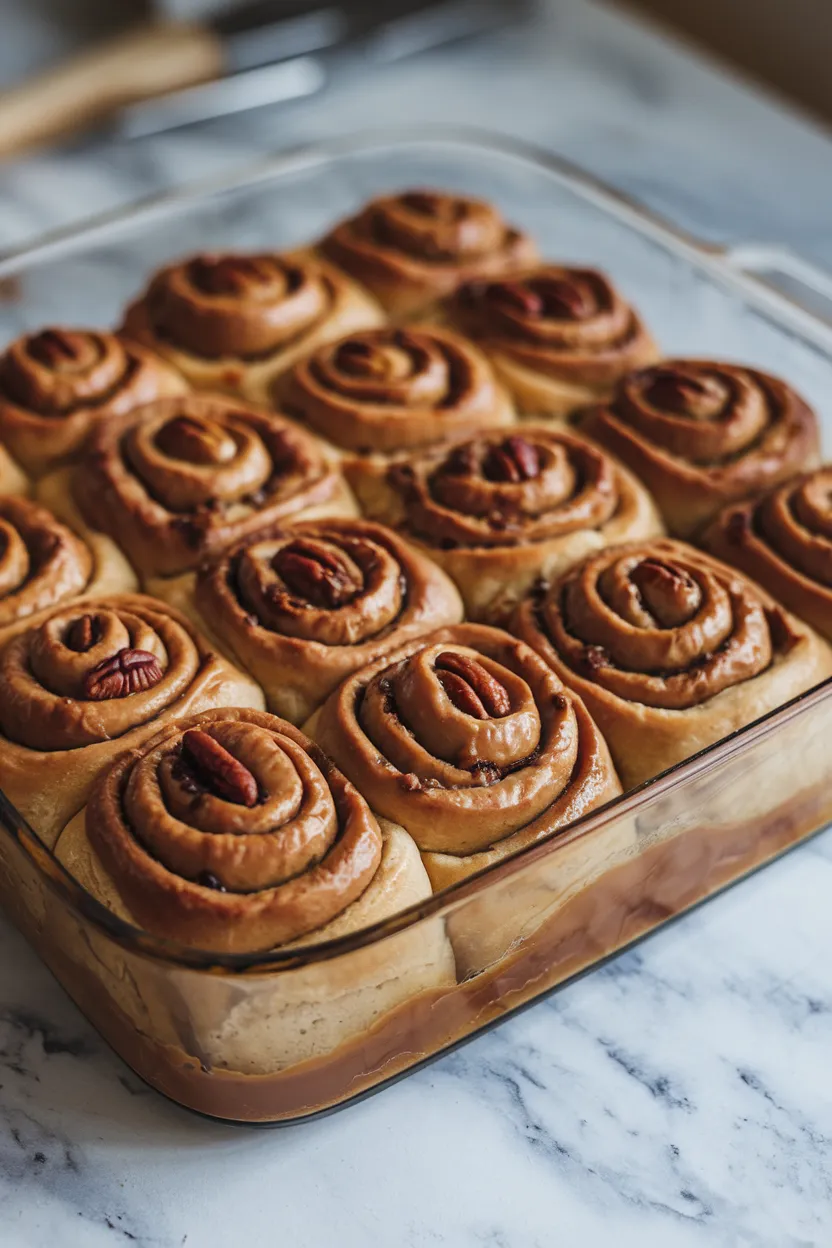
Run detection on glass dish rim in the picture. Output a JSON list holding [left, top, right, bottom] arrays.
[[1, 122, 830, 974]]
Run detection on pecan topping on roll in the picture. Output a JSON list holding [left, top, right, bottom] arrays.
[[84, 648, 164, 700], [312, 623, 620, 867], [537, 542, 776, 709], [434, 650, 512, 719], [583, 360, 821, 536], [321, 189, 537, 316], [0, 496, 98, 631], [512, 539, 832, 788], [181, 727, 259, 806], [270, 537, 363, 608], [121, 250, 384, 400], [83, 708, 383, 952], [447, 265, 658, 416], [74, 394, 353, 578], [65, 612, 100, 652], [365, 425, 663, 622], [702, 467, 832, 643], [0, 592, 263, 849], [0, 596, 203, 750], [397, 427, 618, 548], [195, 517, 463, 725], [280, 326, 514, 456], [0, 327, 186, 476]]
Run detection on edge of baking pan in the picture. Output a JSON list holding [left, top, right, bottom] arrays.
[[3, 124, 832, 351], [0, 123, 831, 974], [2, 672, 830, 972]]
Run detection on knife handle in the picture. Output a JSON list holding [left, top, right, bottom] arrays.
[[0, 23, 224, 159]]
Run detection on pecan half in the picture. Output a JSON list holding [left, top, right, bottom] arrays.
[[484, 434, 541, 484], [643, 366, 728, 420], [65, 613, 100, 653], [536, 276, 592, 320], [485, 280, 543, 317], [189, 254, 279, 296], [631, 558, 701, 627], [435, 651, 511, 719], [334, 338, 396, 380], [181, 729, 258, 807], [272, 539, 361, 608], [156, 414, 237, 465], [27, 328, 96, 370], [83, 648, 163, 700]]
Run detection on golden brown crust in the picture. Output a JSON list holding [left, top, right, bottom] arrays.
[[0, 494, 135, 640], [308, 622, 621, 887], [0, 593, 264, 847], [277, 324, 515, 458], [702, 467, 832, 643], [352, 425, 665, 622], [194, 516, 464, 724], [320, 189, 537, 317], [582, 361, 821, 536], [512, 538, 832, 788], [0, 328, 187, 476], [444, 265, 659, 417], [0, 445, 28, 496], [72, 707, 386, 953], [73, 392, 356, 578], [122, 249, 385, 401]]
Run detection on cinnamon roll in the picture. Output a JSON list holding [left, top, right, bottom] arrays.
[[61, 393, 355, 582], [0, 495, 135, 642], [0, 327, 187, 476], [277, 325, 515, 469], [122, 250, 385, 402], [702, 468, 832, 643], [355, 426, 664, 622], [192, 517, 464, 724], [582, 361, 820, 536], [320, 189, 537, 317], [444, 265, 658, 417], [308, 623, 621, 892], [55, 707, 455, 1070], [0, 594, 264, 847], [513, 539, 832, 789]]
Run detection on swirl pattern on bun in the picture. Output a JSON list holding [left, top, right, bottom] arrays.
[[53, 707, 450, 963], [308, 623, 621, 891], [0, 593, 263, 846], [72, 393, 355, 579], [446, 265, 658, 417], [355, 425, 664, 621], [582, 361, 820, 536], [123, 250, 385, 402], [512, 539, 832, 787], [702, 467, 832, 643], [279, 325, 515, 460], [0, 328, 187, 476], [194, 517, 463, 724], [0, 495, 135, 638], [321, 189, 537, 317]]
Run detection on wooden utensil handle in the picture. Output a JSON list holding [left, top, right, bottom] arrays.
[[0, 23, 224, 158]]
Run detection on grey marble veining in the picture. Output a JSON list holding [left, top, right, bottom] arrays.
[[1, 2, 832, 1245]]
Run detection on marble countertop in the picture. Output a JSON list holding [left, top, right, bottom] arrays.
[[1, 2, 832, 1245]]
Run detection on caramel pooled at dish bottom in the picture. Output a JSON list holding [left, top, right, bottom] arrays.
[[7, 776, 828, 1123]]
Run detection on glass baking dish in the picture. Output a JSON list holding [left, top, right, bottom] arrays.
[[0, 126, 831, 1125]]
